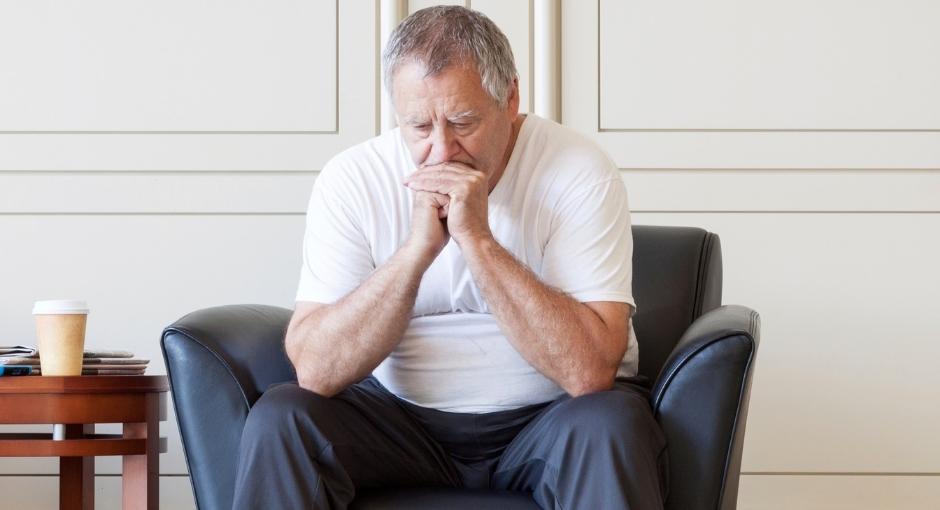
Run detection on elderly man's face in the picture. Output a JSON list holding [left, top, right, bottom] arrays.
[[392, 61, 519, 185]]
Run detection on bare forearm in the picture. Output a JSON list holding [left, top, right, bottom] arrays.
[[287, 244, 433, 396], [403, 158, 628, 395], [461, 237, 626, 396]]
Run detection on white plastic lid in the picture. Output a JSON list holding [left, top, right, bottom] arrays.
[[32, 300, 90, 315]]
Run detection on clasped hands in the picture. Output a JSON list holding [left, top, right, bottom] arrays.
[[403, 161, 493, 256]]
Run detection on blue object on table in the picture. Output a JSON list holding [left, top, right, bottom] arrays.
[[0, 365, 32, 376]]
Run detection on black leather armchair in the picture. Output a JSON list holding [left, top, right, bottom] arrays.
[[161, 225, 760, 510]]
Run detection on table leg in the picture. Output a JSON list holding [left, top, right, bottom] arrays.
[[122, 393, 160, 510], [60, 424, 95, 510]]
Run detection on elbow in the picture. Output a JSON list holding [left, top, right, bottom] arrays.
[[564, 368, 617, 398], [287, 341, 336, 397], [285, 331, 329, 396], [284, 327, 305, 371], [295, 370, 342, 398], [286, 330, 346, 398]]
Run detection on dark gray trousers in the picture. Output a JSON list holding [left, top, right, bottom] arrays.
[[233, 376, 668, 510]]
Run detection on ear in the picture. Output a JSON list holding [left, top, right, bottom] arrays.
[[505, 77, 520, 117]]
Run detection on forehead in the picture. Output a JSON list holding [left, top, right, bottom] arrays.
[[391, 61, 492, 117]]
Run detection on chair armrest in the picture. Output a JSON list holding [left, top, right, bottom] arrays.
[[160, 304, 296, 510], [651, 305, 761, 510]]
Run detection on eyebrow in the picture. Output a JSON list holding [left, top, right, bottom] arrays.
[[402, 110, 479, 125], [447, 110, 479, 122]]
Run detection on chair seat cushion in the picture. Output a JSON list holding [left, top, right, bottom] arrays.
[[351, 488, 539, 509]]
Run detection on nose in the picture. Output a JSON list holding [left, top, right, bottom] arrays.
[[425, 125, 461, 165]]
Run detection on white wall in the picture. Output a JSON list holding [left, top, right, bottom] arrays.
[[0, 1, 937, 508], [570, 1, 940, 508], [0, 1, 369, 507]]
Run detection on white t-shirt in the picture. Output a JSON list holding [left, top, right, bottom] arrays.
[[296, 114, 638, 413]]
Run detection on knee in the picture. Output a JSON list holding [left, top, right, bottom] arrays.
[[243, 383, 327, 439], [551, 389, 662, 446]]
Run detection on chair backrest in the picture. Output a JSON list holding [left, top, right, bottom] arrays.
[[631, 225, 723, 382]]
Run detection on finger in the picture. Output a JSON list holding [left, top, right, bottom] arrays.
[[406, 176, 468, 196], [415, 190, 449, 205], [409, 165, 485, 181], [440, 162, 483, 177], [428, 191, 451, 209], [406, 167, 459, 184], [406, 172, 486, 196], [407, 175, 459, 189], [415, 192, 449, 220], [408, 182, 474, 201], [421, 161, 480, 175]]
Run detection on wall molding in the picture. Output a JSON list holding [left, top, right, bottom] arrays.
[[2, 167, 937, 214], [534, 0, 561, 121]]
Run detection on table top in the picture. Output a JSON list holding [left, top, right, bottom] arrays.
[[0, 375, 168, 394]]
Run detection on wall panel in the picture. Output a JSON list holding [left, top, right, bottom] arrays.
[[0, 0, 337, 133], [631, 212, 940, 473], [0, 0, 375, 171], [737, 474, 940, 509], [599, 0, 940, 131], [564, 0, 940, 168]]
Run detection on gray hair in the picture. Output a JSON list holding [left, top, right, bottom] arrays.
[[383, 5, 518, 108]]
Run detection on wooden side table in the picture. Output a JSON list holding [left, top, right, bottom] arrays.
[[0, 375, 168, 510]]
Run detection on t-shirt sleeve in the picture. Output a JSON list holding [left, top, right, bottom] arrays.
[[539, 176, 636, 312], [295, 162, 376, 304]]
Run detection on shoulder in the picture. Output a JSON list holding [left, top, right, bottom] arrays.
[[520, 115, 620, 192], [316, 128, 408, 195]]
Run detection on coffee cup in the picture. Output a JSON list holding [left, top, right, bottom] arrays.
[[33, 300, 89, 376]]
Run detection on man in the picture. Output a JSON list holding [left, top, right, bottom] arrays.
[[233, 6, 668, 509]]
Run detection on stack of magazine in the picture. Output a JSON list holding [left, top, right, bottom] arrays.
[[0, 345, 149, 375]]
